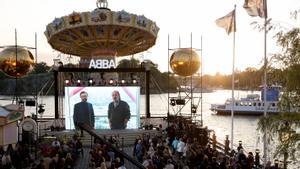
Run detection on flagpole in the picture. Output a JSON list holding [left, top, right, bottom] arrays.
[[231, 5, 236, 150], [263, 0, 268, 166]]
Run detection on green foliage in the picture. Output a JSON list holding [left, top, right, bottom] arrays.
[[117, 58, 178, 93], [0, 71, 7, 79], [257, 113, 300, 164], [270, 27, 300, 111], [118, 58, 140, 68], [258, 16, 300, 167], [194, 67, 263, 90], [273, 28, 300, 68], [30, 62, 51, 74]]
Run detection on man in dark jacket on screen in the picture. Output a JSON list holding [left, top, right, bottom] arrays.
[[108, 90, 130, 129], [73, 91, 95, 136]]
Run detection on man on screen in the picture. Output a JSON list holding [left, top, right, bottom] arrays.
[[73, 91, 95, 136], [108, 90, 131, 129]]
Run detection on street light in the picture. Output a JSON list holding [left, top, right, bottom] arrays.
[[255, 149, 260, 168]]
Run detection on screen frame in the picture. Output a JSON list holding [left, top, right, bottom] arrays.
[[64, 86, 141, 130]]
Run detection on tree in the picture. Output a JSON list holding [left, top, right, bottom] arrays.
[[30, 62, 51, 74], [271, 27, 300, 111], [117, 58, 178, 93], [257, 13, 300, 168], [257, 113, 300, 169]]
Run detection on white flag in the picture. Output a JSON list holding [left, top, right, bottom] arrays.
[[216, 10, 236, 35], [243, 0, 267, 18]]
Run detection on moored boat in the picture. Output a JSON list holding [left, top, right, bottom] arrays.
[[210, 86, 282, 115]]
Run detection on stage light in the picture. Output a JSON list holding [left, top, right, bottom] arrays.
[[65, 79, 70, 86], [132, 79, 137, 84], [109, 79, 114, 85], [121, 79, 126, 84], [88, 79, 93, 86], [77, 79, 81, 86], [170, 99, 176, 106], [191, 105, 197, 114], [38, 104, 45, 114], [176, 99, 185, 105]]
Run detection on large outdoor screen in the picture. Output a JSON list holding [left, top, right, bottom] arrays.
[[64, 86, 140, 129]]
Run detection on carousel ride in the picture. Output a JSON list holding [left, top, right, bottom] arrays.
[[45, 0, 159, 121], [45, 0, 159, 67]]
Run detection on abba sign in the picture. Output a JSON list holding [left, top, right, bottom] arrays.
[[89, 59, 116, 69]]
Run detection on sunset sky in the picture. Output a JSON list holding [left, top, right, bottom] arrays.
[[1, 0, 300, 75]]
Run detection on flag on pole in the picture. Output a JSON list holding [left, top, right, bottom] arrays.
[[243, 0, 267, 18], [215, 10, 236, 35]]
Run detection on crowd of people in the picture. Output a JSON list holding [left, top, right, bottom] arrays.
[[0, 134, 83, 169], [0, 118, 282, 169], [88, 136, 127, 169], [132, 120, 280, 169]]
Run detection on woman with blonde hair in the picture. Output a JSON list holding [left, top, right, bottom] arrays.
[[99, 162, 107, 169]]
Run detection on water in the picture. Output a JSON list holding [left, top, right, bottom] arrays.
[[0, 90, 263, 153]]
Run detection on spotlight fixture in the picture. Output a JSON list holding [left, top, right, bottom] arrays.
[[191, 105, 197, 114], [176, 99, 185, 105], [76, 79, 81, 86], [65, 79, 70, 86], [38, 104, 45, 114], [109, 79, 114, 85], [132, 79, 137, 84], [170, 99, 176, 106], [88, 79, 94, 86], [121, 79, 126, 84]]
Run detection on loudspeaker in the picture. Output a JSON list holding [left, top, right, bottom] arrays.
[[176, 99, 185, 105], [26, 100, 36, 107]]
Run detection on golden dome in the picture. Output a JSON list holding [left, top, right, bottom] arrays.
[[170, 48, 200, 77], [0, 47, 35, 78]]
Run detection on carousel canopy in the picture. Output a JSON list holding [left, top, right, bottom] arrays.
[[45, 7, 159, 57]]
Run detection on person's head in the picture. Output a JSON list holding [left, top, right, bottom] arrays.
[[80, 91, 88, 102], [112, 90, 120, 102]]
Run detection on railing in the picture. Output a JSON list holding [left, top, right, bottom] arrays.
[[77, 123, 146, 169]]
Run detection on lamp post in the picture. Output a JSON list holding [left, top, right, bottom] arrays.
[[238, 140, 243, 151], [274, 159, 279, 169], [255, 149, 260, 168]]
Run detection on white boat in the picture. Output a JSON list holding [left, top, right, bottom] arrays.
[[210, 86, 281, 115]]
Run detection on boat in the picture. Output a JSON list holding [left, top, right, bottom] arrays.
[[210, 86, 281, 115]]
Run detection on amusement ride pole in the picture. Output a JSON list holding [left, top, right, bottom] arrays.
[[190, 33, 193, 117], [14, 29, 18, 104], [167, 35, 170, 127], [230, 6, 236, 150], [35, 33, 38, 117], [200, 36, 203, 126], [263, 0, 268, 166]]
